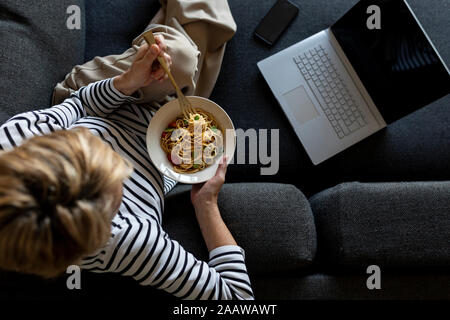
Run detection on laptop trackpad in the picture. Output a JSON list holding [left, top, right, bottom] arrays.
[[283, 85, 320, 125]]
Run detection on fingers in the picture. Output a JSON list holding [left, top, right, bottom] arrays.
[[136, 34, 171, 82], [150, 52, 171, 81], [153, 34, 167, 62], [155, 35, 167, 52], [220, 155, 228, 165], [135, 43, 149, 60], [152, 34, 171, 81], [163, 52, 172, 68], [191, 182, 205, 192], [191, 157, 227, 206], [161, 53, 171, 80], [151, 68, 164, 80], [143, 44, 160, 65], [215, 156, 228, 181]]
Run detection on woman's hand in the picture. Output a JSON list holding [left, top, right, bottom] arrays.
[[114, 35, 172, 96], [191, 157, 228, 210], [190, 157, 237, 251]]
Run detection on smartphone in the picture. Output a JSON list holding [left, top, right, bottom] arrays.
[[254, 0, 299, 46]]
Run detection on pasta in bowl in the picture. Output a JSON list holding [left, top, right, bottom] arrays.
[[146, 96, 236, 184]]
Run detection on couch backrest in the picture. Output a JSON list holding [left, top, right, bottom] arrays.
[[0, 0, 86, 124]]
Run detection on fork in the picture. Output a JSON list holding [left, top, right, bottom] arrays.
[[142, 31, 196, 119]]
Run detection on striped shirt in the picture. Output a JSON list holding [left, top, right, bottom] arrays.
[[0, 78, 254, 300]]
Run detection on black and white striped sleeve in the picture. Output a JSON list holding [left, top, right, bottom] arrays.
[[77, 77, 140, 118], [163, 176, 178, 194], [0, 97, 85, 150], [82, 220, 254, 300], [0, 78, 137, 150]]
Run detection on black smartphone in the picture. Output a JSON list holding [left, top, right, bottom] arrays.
[[254, 0, 299, 46]]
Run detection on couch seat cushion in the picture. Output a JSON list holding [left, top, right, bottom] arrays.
[[310, 181, 450, 269], [164, 183, 317, 275]]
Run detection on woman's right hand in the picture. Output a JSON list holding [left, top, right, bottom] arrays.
[[114, 35, 172, 96]]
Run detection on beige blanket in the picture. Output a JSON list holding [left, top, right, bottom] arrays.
[[52, 0, 236, 108]]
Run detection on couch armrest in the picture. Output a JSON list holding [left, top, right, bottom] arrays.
[[164, 183, 317, 275], [310, 181, 450, 269]]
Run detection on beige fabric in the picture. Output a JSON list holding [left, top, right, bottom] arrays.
[[52, 0, 237, 107]]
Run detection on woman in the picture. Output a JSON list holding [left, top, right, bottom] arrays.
[[0, 37, 253, 300]]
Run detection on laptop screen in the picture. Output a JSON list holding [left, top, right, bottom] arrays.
[[331, 0, 450, 124]]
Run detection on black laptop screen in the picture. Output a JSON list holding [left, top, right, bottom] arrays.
[[331, 0, 450, 124]]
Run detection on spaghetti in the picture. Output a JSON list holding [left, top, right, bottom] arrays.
[[161, 109, 223, 173]]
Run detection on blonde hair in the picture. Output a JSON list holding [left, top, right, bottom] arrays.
[[0, 127, 132, 278]]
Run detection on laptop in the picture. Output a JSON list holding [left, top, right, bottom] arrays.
[[257, 0, 450, 165]]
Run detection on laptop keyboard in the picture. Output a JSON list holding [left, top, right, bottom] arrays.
[[293, 45, 367, 139]]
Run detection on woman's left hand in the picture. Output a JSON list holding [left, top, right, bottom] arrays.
[[191, 157, 228, 210], [114, 35, 172, 96]]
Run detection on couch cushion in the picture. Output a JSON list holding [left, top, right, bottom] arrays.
[[0, 0, 85, 124], [0, 268, 175, 300], [210, 0, 450, 195], [84, 0, 160, 61], [251, 273, 450, 300], [309, 181, 450, 269], [164, 183, 317, 275]]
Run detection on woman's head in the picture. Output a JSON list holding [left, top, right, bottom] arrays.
[[0, 127, 132, 278]]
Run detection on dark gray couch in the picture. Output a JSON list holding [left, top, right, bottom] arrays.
[[0, 0, 449, 300]]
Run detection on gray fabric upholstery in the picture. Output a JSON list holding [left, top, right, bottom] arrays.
[[210, 0, 450, 195], [309, 181, 450, 268], [84, 0, 160, 61], [0, 0, 449, 301], [251, 273, 450, 300], [164, 183, 317, 275], [0, 0, 85, 124], [80, 0, 450, 196], [2, 0, 449, 196], [0, 268, 174, 300]]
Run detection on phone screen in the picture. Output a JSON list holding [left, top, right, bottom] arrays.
[[255, 0, 299, 45]]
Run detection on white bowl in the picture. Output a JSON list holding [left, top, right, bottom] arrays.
[[146, 96, 236, 184]]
